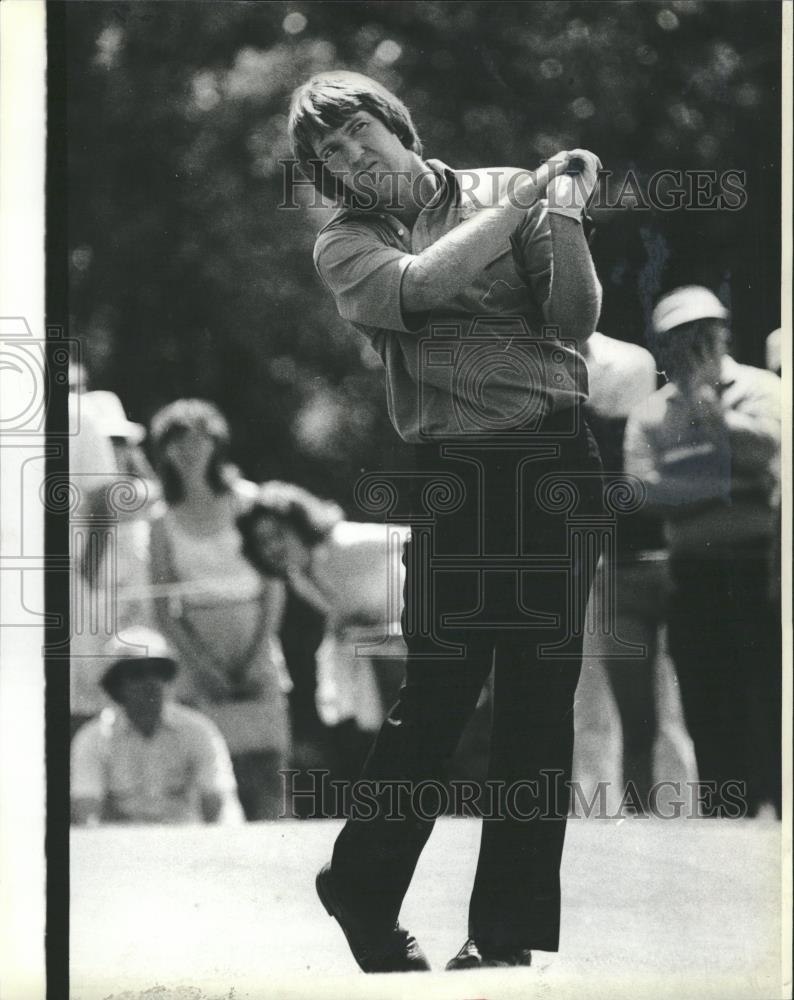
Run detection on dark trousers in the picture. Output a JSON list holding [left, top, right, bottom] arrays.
[[668, 548, 781, 816], [232, 749, 287, 821], [601, 558, 668, 810], [331, 415, 602, 952]]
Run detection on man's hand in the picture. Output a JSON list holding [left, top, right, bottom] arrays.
[[542, 150, 603, 342], [71, 796, 102, 826], [546, 149, 602, 220], [518, 150, 576, 200], [676, 356, 724, 417], [688, 382, 724, 423]]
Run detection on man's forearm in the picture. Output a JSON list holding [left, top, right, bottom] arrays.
[[71, 796, 102, 826], [400, 156, 575, 313], [401, 178, 538, 313], [545, 214, 601, 345], [402, 196, 601, 341]]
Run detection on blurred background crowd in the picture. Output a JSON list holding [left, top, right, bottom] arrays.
[[65, 0, 783, 826]]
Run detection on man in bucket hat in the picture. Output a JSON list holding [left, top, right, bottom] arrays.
[[71, 628, 243, 825], [624, 286, 781, 818]]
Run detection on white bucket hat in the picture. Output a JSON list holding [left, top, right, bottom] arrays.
[[85, 390, 146, 443], [101, 627, 178, 702]]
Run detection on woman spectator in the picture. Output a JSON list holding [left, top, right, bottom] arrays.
[[237, 484, 409, 779], [148, 399, 291, 821]]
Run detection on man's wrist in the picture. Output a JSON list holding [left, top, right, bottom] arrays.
[[510, 174, 541, 211]]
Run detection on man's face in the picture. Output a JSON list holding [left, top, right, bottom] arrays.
[[118, 667, 165, 737], [659, 324, 726, 390], [314, 110, 414, 206]]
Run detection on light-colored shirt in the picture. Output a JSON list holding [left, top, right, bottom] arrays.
[[161, 513, 289, 684], [149, 493, 292, 756], [71, 702, 242, 824], [583, 333, 663, 556], [312, 520, 410, 628], [310, 521, 410, 731], [582, 332, 657, 419], [70, 396, 156, 717], [314, 160, 588, 442], [624, 356, 780, 556]]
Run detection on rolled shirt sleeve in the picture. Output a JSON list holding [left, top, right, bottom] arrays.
[[510, 199, 552, 313], [70, 721, 107, 802], [190, 715, 239, 797], [624, 410, 660, 488], [314, 223, 418, 334]]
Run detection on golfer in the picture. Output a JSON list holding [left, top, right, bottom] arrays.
[[287, 70, 603, 973]]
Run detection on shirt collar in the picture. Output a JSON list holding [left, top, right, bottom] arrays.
[[423, 159, 458, 206], [332, 158, 458, 222], [424, 158, 485, 220]]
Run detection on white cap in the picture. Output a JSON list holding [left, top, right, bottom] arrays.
[[101, 628, 178, 701], [652, 286, 729, 335], [85, 390, 145, 443], [105, 627, 175, 664]]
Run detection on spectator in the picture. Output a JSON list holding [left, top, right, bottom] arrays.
[[624, 286, 781, 817], [86, 389, 160, 498], [69, 384, 118, 578], [237, 483, 409, 777], [70, 388, 155, 737], [71, 628, 243, 825], [148, 399, 291, 821], [574, 331, 697, 813]]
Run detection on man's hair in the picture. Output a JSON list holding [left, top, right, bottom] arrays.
[[287, 71, 423, 201]]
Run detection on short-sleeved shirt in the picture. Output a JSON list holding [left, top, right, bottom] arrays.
[[582, 333, 664, 557], [71, 702, 241, 824], [314, 159, 588, 442], [623, 356, 781, 557], [69, 393, 148, 716]]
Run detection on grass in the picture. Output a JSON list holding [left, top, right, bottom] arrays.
[[70, 814, 785, 1000]]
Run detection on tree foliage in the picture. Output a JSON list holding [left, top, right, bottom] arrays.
[[64, 0, 782, 508]]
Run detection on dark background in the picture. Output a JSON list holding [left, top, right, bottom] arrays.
[[63, 0, 783, 508]]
